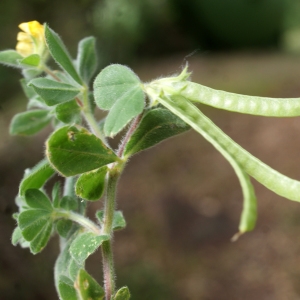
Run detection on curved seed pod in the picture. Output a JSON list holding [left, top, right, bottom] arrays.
[[232, 169, 257, 240], [157, 94, 300, 203], [156, 94, 257, 236], [173, 81, 300, 117], [231, 165, 257, 240]]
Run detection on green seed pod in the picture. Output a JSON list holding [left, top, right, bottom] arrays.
[[174, 81, 300, 117], [157, 94, 300, 204]]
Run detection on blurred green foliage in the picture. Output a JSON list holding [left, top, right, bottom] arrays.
[[172, 0, 286, 49]]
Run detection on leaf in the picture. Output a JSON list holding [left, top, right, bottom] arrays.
[[29, 78, 81, 106], [77, 36, 98, 84], [29, 219, 53, 254], [22, 68, 43, 80], [46, 125, 119, 176], [75, 166, 107, 201], [24, 189, 53, 211], [19, 159, 55, 196], [9, 109, 51, 135], [20, 78, 37, 99], [75, 269, 105, 300], [52, 182, 61, 208], [96, 210, 126, 231], [0, 50, 23, 68], [44, 24, 83, 85], [114, 286, 131, 300], [124, 108, 190, 157], [55, 231, 83, 288], [157, 94, 300, 203], [55, 100, 81, 124], [27, 97, 47, 110], [11, 226, 30, 249], [93, 64, 145, 137], [12, 227, 23, 246], [56, 219, 73, 238], [58, 275, 78, 300], [18, 209, 52, 241], [60, 196, 78, 211], [70, 232, 109, 265], [19, 54, 40, 67], [68, 257, 83, 282]]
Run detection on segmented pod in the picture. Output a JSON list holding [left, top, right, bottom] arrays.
[[157, 94, 300, 203], [174, 81, 300, 117], [156, 94, 258, 235]]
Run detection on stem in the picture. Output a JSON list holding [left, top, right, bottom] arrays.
[[42, 65, 61, 81], [117, 113, 143, 157], [54, 209, 101, 235], [101, 168, 121, 300], [100, 113, 143, 299]]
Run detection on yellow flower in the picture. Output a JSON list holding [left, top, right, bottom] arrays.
[[16, 21, 45, 57]]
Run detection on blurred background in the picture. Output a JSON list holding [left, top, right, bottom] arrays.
[[2, 0, 300, 299]]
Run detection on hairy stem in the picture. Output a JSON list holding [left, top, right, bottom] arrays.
[[100, 113, 143, 299], [117, 113, 143, 157], [101, 168, 121, 300], [42, 65, 61, 81], [54, 209, 101, 235]]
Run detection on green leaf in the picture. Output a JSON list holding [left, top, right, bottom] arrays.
[[52, 182, 61, 208], [18, 209, 52, 241], [22, 68, 43, 80], [56, 219, 73, 238], [12, 227, 23, 246], [12, 227, 30, 248], [29, 78, 81, 106], [93, 64, 145, 137], [19, 159, 55, 196], [20, 78, 37, 99], [124, 108, 190, 157], [9, 109, 51, 135], [44, 24, 83, 85], [77, 37, 98, 84], [55, 100, 82, 124], [157, 94, 300, 203], [58, 275, 77, 300], [75, 166, 107, 201], [24, 189, 53, 211], [29, 219, 53, 254], [46, 125, 119, 176], [114, 286, 131, 300], [0, 50, 23, 68], [60, 196, 78, 211], [96, 210, 126, 231], [19, 54, 40, 67], [76, 269, 105, 300], [68, 257, 83, 281], [55, 231, 83, 287], [27, 97, 47, 110], [70, 232, 109, 264]]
